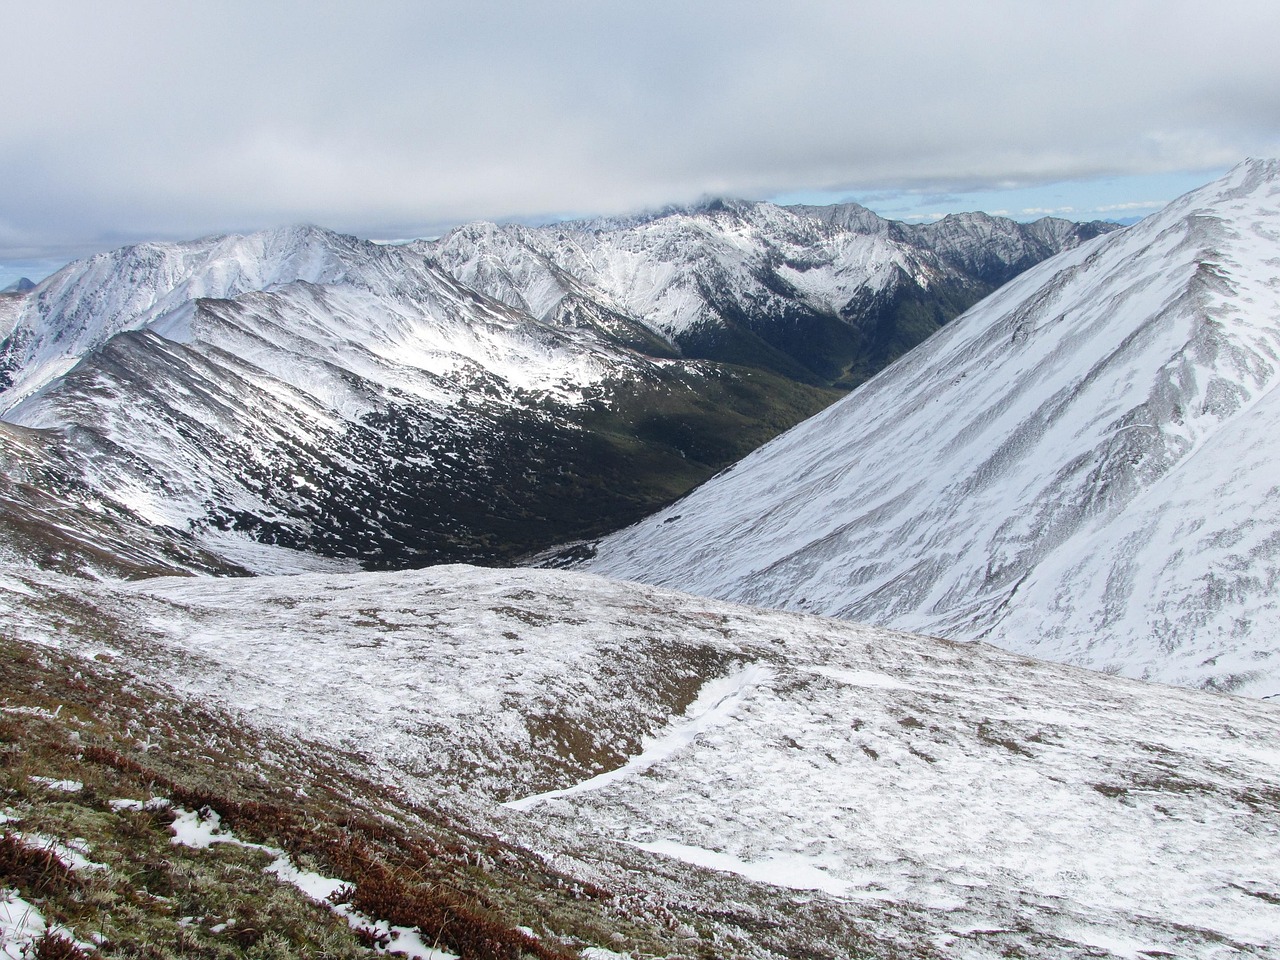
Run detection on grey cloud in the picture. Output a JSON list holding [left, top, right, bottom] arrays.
[[2, 0, 1278, 260]]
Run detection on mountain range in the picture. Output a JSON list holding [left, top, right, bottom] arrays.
[[431, 199, 1113, 388], [0, 202, 1106, 573], [585, 159, 1280, 698]]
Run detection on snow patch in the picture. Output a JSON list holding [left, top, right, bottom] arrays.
[[169, 807, 457, 960], [0, 888, 49, 960], [626, 839, 852, 897], [28, 777, 82, 793], [800, 665, 912, 689]]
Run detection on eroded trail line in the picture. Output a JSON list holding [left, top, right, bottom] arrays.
[[504, 663, 772, 812]]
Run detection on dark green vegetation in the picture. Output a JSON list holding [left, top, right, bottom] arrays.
[[15, 342, 839, 573], [185, 363, 838, 570], [314, 364, 838, 569], [676, 276, 987, 390], [833, 278, 991, 388]]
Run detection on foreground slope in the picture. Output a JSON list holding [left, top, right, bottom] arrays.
[[587, 160, 1280, 697], [0, 601, 723, 960], [3, 562, 1278, 958]]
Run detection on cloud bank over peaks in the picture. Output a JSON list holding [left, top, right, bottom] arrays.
[[1, 1, 1276, 264]]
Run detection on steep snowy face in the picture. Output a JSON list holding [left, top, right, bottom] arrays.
[[431, 200, 1114, 387], [588, 159, 1280, 697], [0, 225, 382, 412], [423, 223, 677, 357]]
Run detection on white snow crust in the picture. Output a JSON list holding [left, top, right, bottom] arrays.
[[1, 888, 51, 960], [4, 561, 1277, 957]]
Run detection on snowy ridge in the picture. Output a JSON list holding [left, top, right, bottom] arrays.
[[0, 223, 723, 570], [0, 224, 637, 418], [587, 159, 1280, 697], [4, 562, 1277, 958], [0, 225, 366, 412], [429, 197, 1113, 383]]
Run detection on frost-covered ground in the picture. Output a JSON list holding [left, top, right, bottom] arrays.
[[166, 805, 456, 960], [587, 159, 1280, 699], [3, 561, 1277, 958]]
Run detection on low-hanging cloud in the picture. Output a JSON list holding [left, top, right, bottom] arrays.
[[3, 0, 1278, 260]]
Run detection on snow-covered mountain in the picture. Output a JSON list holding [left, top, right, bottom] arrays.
[[587, 159, 1280, 698], [429, 199, 1114, 387], [0, 198, 1103, 574], [4, 561, 1277, 957], [0, 224, 840, 572]]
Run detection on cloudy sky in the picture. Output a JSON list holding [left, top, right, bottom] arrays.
[[3, 0, 1278, 283]]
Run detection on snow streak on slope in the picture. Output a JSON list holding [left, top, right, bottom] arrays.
[[504, 663, 773, 812], [3, 563, 1277, 958], [588, 159, 1280, 697]]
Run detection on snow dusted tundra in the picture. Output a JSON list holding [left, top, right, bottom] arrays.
[[2, 561, 1278, 957]]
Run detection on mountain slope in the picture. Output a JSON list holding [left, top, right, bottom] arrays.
[[3, 562, 1277, 958], [0, 419, 246, 578], [429, 200, 1115, 388], [0, 226, 836, 572], [586, 159, 1280, 697]]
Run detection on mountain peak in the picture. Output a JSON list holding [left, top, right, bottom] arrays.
[[785, 201, 888, 234], [1, 277, 35, 294]]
